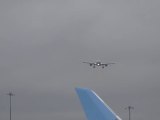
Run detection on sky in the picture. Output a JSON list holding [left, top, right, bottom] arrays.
[[0, 0, 160, 120]]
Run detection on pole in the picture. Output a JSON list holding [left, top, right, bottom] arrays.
[[7, 92, 15, 120], [125, 106, 134, 120]]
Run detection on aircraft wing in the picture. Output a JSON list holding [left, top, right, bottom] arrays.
[[75, 88, 121, 120], [102, 63, 115, 66], [83, 62, 92, 64], [82, 62, 94, 66]]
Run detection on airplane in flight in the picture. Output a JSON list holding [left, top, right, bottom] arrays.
[[76, 88, 122, 120], [83, 61, 115, 68]]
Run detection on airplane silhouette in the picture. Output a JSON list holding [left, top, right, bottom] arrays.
[[83, 61, 115, 68]]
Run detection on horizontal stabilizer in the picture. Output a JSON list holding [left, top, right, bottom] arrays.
[[76, 88, 121, 120]]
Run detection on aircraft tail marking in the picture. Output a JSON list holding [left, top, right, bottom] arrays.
[[75, 88, 121, 120]]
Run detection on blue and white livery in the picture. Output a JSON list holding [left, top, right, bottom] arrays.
[[75, 88, 122, 120]]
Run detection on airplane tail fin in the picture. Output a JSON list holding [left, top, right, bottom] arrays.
[[75, 88, 121, 120]]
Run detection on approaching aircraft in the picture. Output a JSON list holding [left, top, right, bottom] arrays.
[[83, 61, 115, 68], [76, 88, 122, 120]]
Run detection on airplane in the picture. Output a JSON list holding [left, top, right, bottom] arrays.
[[75, 88, 122, 120], [83, 61, 115, 68]]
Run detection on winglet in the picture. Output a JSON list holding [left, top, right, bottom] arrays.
[[75, 88, 121, 120]]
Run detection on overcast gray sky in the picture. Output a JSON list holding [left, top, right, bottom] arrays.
[[0, 0, 160, 120]]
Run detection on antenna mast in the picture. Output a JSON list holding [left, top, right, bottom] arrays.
[[125, 106, 134, 120], [7, 92, 15, 120]]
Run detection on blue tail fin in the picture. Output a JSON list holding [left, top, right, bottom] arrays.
[[75, 88, 121, 120]]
